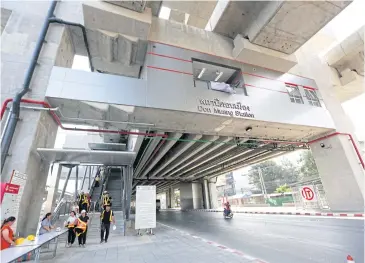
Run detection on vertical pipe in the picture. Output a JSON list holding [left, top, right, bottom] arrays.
[[123, 167, 127, 219], [75, 166, 79, 200], [60, 167, 72, 201], [0, 0, 58, 173], [88, 166, 92, 190], [81, 166, 88, 191]]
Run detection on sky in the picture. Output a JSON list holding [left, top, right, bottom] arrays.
[[70, 0, 364, 191]]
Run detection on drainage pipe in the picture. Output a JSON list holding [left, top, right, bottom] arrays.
[[0, 0, 58, 172]]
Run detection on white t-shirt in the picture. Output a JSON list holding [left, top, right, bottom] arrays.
[[66, 216, 77, 225]]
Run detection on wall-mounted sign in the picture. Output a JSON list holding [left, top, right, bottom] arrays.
[[197, 98, 254, 118]]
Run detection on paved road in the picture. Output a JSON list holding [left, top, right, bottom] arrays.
[[157, 211, 364, 263]]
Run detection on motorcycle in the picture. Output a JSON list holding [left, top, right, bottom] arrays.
[[223, 210, 233, 219]]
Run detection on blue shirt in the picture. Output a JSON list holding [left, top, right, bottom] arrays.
[[39, 218, 51, 235]]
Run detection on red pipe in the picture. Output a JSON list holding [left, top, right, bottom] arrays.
[[308, 132, 365, 170], [2, 98, 364, 170], [1, 98, 167, 138]]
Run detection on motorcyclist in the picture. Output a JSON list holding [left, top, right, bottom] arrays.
[[224, 202, 231, 216]]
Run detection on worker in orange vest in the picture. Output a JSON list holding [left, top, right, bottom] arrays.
[[75, 210, 89, 247], [65, 211, 77, 247]]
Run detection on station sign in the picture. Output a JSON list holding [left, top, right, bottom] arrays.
[[300, 185, 317, 202], [197, 98, 255, 118]]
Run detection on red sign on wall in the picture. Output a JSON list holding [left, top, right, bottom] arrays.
[[4, 183, 20, 194], [300, 185, 316, 202]]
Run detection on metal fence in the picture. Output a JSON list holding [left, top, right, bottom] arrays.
[[290, 179, 329, 210]]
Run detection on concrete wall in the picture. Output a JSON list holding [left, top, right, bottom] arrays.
[[46, 42, 335, 130], [1, 1, 75, 235]]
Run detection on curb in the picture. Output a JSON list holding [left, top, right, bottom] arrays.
[[158, 222, 267, 263], [183, 209, 365, 217]]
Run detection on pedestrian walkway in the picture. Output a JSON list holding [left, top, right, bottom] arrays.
[[40, 223, 261, 263]]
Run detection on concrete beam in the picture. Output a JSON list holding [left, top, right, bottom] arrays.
[[326, 26, 364, 75], [233, 34, 298, 72], [160, 135, 220, 178], [150, 134, 203, 178], [104, 1, 146, 13], [169, 9, 185, 24], [83, 1, 152, 40], [250, 1, 352, 54], [1, 8, 12, 34], [138, 132, 183, 179], [164, 137, 231, 178]]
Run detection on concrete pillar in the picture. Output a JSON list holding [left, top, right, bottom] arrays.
[[293, 50, 364, 212], [170, 187, 176, 208], [192, 182, 204, 209], [203, 179, 210, 209], [166, 189, 171, 208], [0, 1, 76, 235], [208, 181, 219, 209], [179, 183, 193, 210]]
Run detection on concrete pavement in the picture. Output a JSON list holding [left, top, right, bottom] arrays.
[[157, 210, 364, 263]]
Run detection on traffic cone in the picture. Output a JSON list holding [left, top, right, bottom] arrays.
[[347, 255, 355, 262]]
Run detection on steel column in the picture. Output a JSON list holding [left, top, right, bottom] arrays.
[[51, 164, 63, 209], [75, 166, 79, 199], [60, 167, 72, 201], [88, 166, 92, 190], [125, 166, 133, 220], [81, 166, 88, 191]]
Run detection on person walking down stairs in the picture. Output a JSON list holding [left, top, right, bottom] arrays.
[[100, 205, 115, 243]]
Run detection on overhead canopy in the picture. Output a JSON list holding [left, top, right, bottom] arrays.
[[37, 148, 136, 165]]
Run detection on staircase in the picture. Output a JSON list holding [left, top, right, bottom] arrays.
[[106, 168, 123, 211]]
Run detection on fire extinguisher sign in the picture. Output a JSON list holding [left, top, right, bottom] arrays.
[[300, 185, 317, 202]]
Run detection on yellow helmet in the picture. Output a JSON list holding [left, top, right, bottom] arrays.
[[27, 234, 35, 241], [15, 238, 25, 245]]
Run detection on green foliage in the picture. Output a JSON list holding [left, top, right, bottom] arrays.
[[297, 151, 319, 179], [244, 150, 320, 194], [275, 184, 291, 194]]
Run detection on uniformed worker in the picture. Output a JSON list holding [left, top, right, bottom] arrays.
[[101, 191, 112, 210], [100, 205, 115, 243], [75, 210, 89, 247], [65, 211, 77, 247]]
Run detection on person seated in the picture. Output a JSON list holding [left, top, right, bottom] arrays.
[[224, 202, 231, 216]]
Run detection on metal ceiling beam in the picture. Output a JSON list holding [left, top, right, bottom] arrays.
[[179, 147, 254, 179], [164, 136, 232, 178], [149, 134, 203, 178], [138, 132, 182, 178], [196, 150, 283, 180], [134, 134, 163, 177], [166, 140, 237, 178], [154, 135, 220, 179]]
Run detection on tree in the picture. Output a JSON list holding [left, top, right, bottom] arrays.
[[245, 160, 296, 194], [297, 151, 319, 179], [275, 184, 291, 194], [245, 158, 300, 194]]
